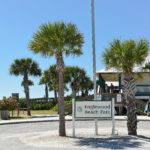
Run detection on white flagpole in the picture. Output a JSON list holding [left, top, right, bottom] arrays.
[[91, 0, 98, 135]]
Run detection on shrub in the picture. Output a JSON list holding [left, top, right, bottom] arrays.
[[30, 102, 54, 110], [18, 98, 27, 108], [52, 97, 72, 112], [0, 98, 17, 110], [18, 98, 55, 110]]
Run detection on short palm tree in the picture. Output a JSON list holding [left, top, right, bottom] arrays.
[[103, 39, 149, 135], [10, 58, 41, 116], [80, 76, 93, 97], [39, 77, 49, 102], [65, 66, 91, 99], [40, 65, 58, 103], [29, 22, 84, 136]]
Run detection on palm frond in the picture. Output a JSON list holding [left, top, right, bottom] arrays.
[[29, 22, 84, 58], [103, 39, 149, 75]]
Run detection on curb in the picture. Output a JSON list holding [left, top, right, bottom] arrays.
[[0, 117, 72, 125], [0, 119, 71, 125], [0, 116, 150, 125]]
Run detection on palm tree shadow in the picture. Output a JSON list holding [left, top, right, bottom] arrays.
[[69, 135, 150, 149], [137, 135, 150, 140]]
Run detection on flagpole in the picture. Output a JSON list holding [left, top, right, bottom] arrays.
[[91, 0, 98, 135]]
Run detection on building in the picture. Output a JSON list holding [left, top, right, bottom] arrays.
[[96, 54, 150, 115]]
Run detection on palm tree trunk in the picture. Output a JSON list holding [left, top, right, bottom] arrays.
[[54, 90, 58, 104], [23, 76, 31, 116], [45, 84, 49, 102], [56, 54, 66, 136], [85, 89, 88, 96], [24, 85, 31, 116], [72, 88, 77, 100], [81, 91, 85, 97], [122, 74, 137, 135], [54, 90, 59, 114]]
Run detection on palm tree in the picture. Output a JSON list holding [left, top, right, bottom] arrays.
[[10, 58, 41, 116], [65, 66, 87, 99], [103, 39, 149, 135], [65, 66, 93, 99], [39, 65, 58, 103], [80, 76, 93, 97], [39, 77, 49, 102], [29, 22, 84, 136]]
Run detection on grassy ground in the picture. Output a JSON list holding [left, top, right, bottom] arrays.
[[9, 110, 57, 119]]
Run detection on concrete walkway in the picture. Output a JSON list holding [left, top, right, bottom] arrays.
[[0, 115, 150, 125]]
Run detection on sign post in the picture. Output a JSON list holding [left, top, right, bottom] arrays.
[[112, 98, 115, 136], [72, 98, 75, 137], [95, 95, 101, 136], [95, 118, 98, 136]]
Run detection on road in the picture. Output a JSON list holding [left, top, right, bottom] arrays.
[[0, 120, 150, 150]]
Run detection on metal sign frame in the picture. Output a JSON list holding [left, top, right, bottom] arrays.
[[72, 98, 115, 137]]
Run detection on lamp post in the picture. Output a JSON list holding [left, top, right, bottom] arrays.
[[91, 0, 98, 135]]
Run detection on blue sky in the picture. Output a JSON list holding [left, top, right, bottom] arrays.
[[0, 0, 150, 99]]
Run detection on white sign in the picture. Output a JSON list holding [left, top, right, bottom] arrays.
[[117, 94, 122, 102], [75, 101, 112, 118]]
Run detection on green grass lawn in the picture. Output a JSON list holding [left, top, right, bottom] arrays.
[[9, 110, 57, 119], [31, 110, 57, 115]]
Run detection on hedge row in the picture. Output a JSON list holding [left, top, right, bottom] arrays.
[[30, 102, 54, 110], [18, 96, 72, 110], [18, 98, 55, 110]]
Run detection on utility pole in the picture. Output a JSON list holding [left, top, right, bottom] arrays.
[[91, 0, 98, 135]]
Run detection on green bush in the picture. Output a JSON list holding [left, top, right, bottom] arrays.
[[52, 104, 58, 111], [30, 102, 54, 110], [18, 98, 27, 108], [18, 98, 54, 110], [52, 97, 72, 112]]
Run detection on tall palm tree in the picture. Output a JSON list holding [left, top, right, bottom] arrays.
[[10, 58, 41, 116], [103, 39, 149, 135], [29, 22, 84, 136]]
